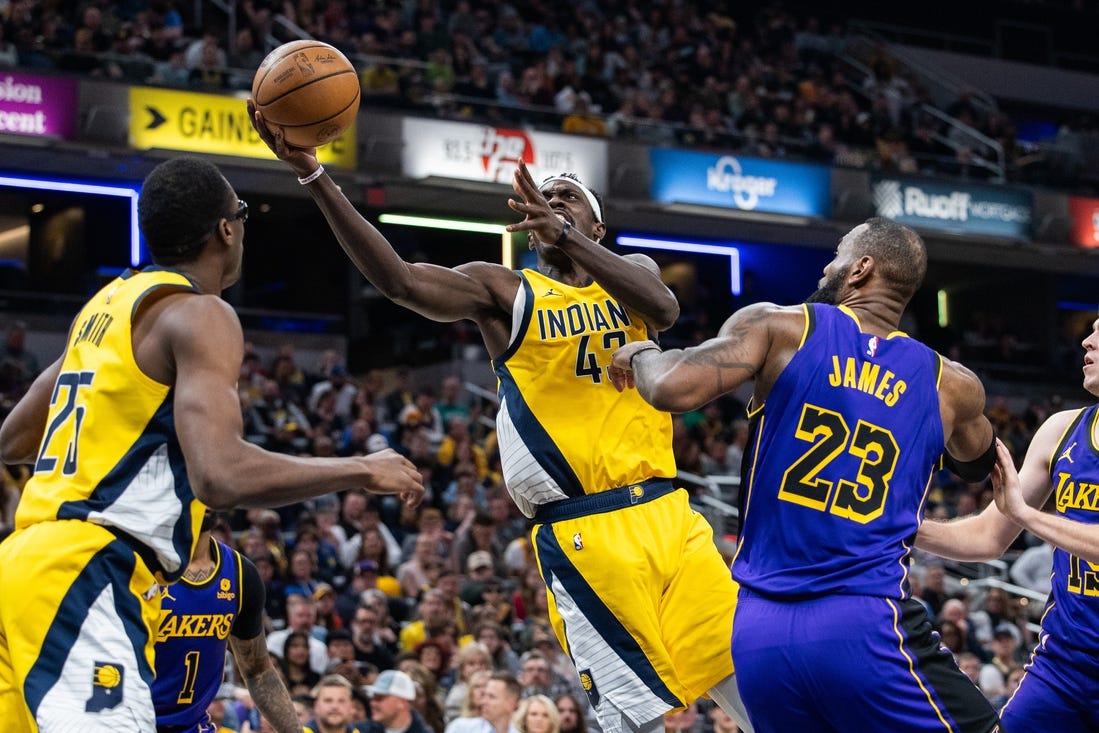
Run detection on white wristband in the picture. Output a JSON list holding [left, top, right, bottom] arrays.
[[297, 165, 325, 185]]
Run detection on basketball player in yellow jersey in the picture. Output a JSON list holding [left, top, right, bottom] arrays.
[[0, 156, 423, 732], [251, 107, 753, 733]]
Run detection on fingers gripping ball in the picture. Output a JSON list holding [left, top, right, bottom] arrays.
[[252, 40, 360, 148]]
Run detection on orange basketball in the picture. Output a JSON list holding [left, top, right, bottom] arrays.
[[251, 40, 360, 148]]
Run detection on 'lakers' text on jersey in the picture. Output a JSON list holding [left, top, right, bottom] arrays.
[[16, 267, 205, 584], [735, 303, 945, 598], [493, 269, 675, 517], [1038, 405, 1099, 648]]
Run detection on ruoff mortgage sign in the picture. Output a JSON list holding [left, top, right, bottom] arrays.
[[872, 177, 1032, 239]]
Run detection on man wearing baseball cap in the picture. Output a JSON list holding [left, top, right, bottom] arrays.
[[363, 670, 431, 733]]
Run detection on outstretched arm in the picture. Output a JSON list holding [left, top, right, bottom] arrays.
[[169, 294, 423, 510], [917, 411, 1069, 561], [248, 102, 513, 325], [505, 161, 679, 331], [610, 302, 779, 413], [992, 411, 1099, 562]]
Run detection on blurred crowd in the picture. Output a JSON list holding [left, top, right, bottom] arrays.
[[0, 323, 1068, 730], [0, 1, 1095, 188]]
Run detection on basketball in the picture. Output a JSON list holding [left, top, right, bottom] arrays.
[[251, 40, 360, 148]]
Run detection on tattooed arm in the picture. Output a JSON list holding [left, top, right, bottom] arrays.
[[230, 633, 303, 733], [611, 302, 799, 413], [227, 553, 303, 733]]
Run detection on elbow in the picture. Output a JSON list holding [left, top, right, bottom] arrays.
[[189, 469, 242, 511], [651, 300, 681, 334], [644, 375, 701, 414]]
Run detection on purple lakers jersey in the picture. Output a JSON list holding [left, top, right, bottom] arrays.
[[153, 539, 263, 731], [733, 303, 944, 598], [1041, 405, 1099, 649]]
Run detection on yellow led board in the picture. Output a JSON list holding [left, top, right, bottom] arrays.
[[128, 86, 356, 169]]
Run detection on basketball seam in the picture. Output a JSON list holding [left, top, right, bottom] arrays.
[[257, 69, 359, 108], [252, 42, 335, 92], [273, 88, 361, 130]]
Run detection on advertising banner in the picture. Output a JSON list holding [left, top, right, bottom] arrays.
[[0, 72, 79, 139], [872, 177, 1032, 239], [649, 149, 831, 217], [401, 118, 608, 191], [1068, 196, 1099, 248], [128, 87, 357, 169]]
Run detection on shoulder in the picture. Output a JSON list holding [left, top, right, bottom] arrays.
[[1028, 408, 1085, 455], [937, 355, 986, 419], [620, 252, 661, 275]]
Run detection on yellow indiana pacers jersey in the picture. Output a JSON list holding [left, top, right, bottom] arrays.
[[15, 267, 206, 583], [493, 269, 675, 517]]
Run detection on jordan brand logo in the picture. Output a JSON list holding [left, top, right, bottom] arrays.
[[1060, 442, 1077, 464]]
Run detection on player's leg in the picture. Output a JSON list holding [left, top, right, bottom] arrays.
[[531, 491, 701, 732], [3, 521, 160, 729], [0, 528, 37, 732], [707, 674, 754, 732], [1001, 640, 1093, 733]]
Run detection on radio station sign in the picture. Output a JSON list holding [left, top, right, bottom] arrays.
[[1068, 196, 1099, 248], [128, 87, 356, 169], [872, 177, 1032, 239], [0, 73, 78, 139], [401, 118, 607, 191], [649, 149, 831, 217]]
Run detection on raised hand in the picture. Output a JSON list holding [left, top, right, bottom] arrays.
[[990, 438, 1026, 524], [246, 98, 319, 178], [505, 160, 567, 246]]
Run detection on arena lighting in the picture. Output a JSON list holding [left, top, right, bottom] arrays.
[[377, 213, 515, 268], [616, 235, 742, 295], [937, 289, 950, 328], [0, 174, 141, 266]]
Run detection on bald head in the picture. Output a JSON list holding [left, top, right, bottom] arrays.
[[848, 217, 927, 302]]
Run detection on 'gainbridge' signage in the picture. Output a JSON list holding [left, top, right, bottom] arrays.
[[649, 149, 830, 218], [128, 87, 356, 169], [872, 177, 1031, 239]]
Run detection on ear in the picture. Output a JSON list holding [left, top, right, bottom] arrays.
[[848, 255, 873, 286], [592, 220, 607, 244], [215, 216, 233, 244]]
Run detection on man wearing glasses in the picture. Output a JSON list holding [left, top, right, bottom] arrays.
[[0, 156, 424, 730]]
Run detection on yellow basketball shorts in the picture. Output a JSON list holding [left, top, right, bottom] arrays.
[[531, 482, 737, 730], [0, 520, 161, 731]]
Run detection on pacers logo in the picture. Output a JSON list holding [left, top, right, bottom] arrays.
[[629, 485, 644, 504], [578, 668, 599, 706], [85, 661, 124, 712]]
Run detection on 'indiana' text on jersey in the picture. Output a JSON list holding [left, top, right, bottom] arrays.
[[1037, 405, 1099, 651], [734, 304, 945, 598], [493, 269, 675, 517], [15, 267, 204, 584]]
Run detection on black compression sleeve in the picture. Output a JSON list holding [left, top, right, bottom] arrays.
[[943, 435, 997, 483], [232, 552, 267, 641]]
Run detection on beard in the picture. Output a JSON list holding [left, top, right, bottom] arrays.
[[805, 266, 847, 305]]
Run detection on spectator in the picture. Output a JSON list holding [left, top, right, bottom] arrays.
[[304, 675, 365, 733], [279, 630, 322, 697], [444, 642, 493, 722], [348, 597, 398, 672], [365, 670, 431, 733], [268, 595, 330, 675], [445, 672, 522, 733], [1008, 540, 1054, 596], [553, 695, 587, 733], [978, 623, 1024, 698], [513, 695, 559, 733]]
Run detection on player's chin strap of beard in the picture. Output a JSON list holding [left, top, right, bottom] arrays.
[[540, 175, 603, 242]]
